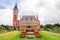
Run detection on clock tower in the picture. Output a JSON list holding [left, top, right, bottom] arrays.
[[13, 3, 18, 30]]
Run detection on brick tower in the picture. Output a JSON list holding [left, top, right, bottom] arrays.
[[13, 3, 18, 30]]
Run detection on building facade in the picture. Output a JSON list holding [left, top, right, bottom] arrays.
[[13, 4, 40, 30]]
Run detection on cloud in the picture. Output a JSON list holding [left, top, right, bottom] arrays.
[[0, 0, 60, 25], [0, 9, 13, 25], [55, 1, 60, 11]]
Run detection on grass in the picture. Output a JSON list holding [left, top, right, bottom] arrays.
[[40, 31, 60, 40], [0, 31, 60, 40]]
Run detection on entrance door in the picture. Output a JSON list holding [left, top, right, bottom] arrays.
[[27, 25, 32, 30], [27, 25, 32, 28]]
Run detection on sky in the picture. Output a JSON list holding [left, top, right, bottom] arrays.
[[0, 0, 60, 25]]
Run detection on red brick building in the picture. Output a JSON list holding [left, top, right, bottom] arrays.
[[13, 4, 40, 30]]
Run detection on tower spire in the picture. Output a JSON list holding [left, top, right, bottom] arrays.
[[14, 3, 18, 10], [36, 15, 38, 20]]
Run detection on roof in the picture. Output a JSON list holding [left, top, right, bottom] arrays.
[[20, 15, 38, 21]]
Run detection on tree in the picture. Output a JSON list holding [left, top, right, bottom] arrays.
[[40, 25, 44, 28], [14, 26, 16, 30], [53, 23, 60, 27], [45, 24, 53, 29]]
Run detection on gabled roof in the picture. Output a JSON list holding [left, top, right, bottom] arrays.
[[20, 15, 38, 21]]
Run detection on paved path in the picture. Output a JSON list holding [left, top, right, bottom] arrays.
[[41, 31, 60, 36], [0, 31, 17, 36]]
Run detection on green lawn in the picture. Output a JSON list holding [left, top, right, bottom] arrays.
[[0, 31, 60, 40]]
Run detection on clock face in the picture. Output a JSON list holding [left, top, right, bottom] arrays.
[[13, 10, 18, 15], [15, 10, 18, 13]]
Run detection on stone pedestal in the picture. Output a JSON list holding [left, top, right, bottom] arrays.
[[26, 32, 35, 38]]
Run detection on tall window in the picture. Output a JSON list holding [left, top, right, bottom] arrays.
[[25, 17, 28, 21], [30, 17, 33, 21]]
